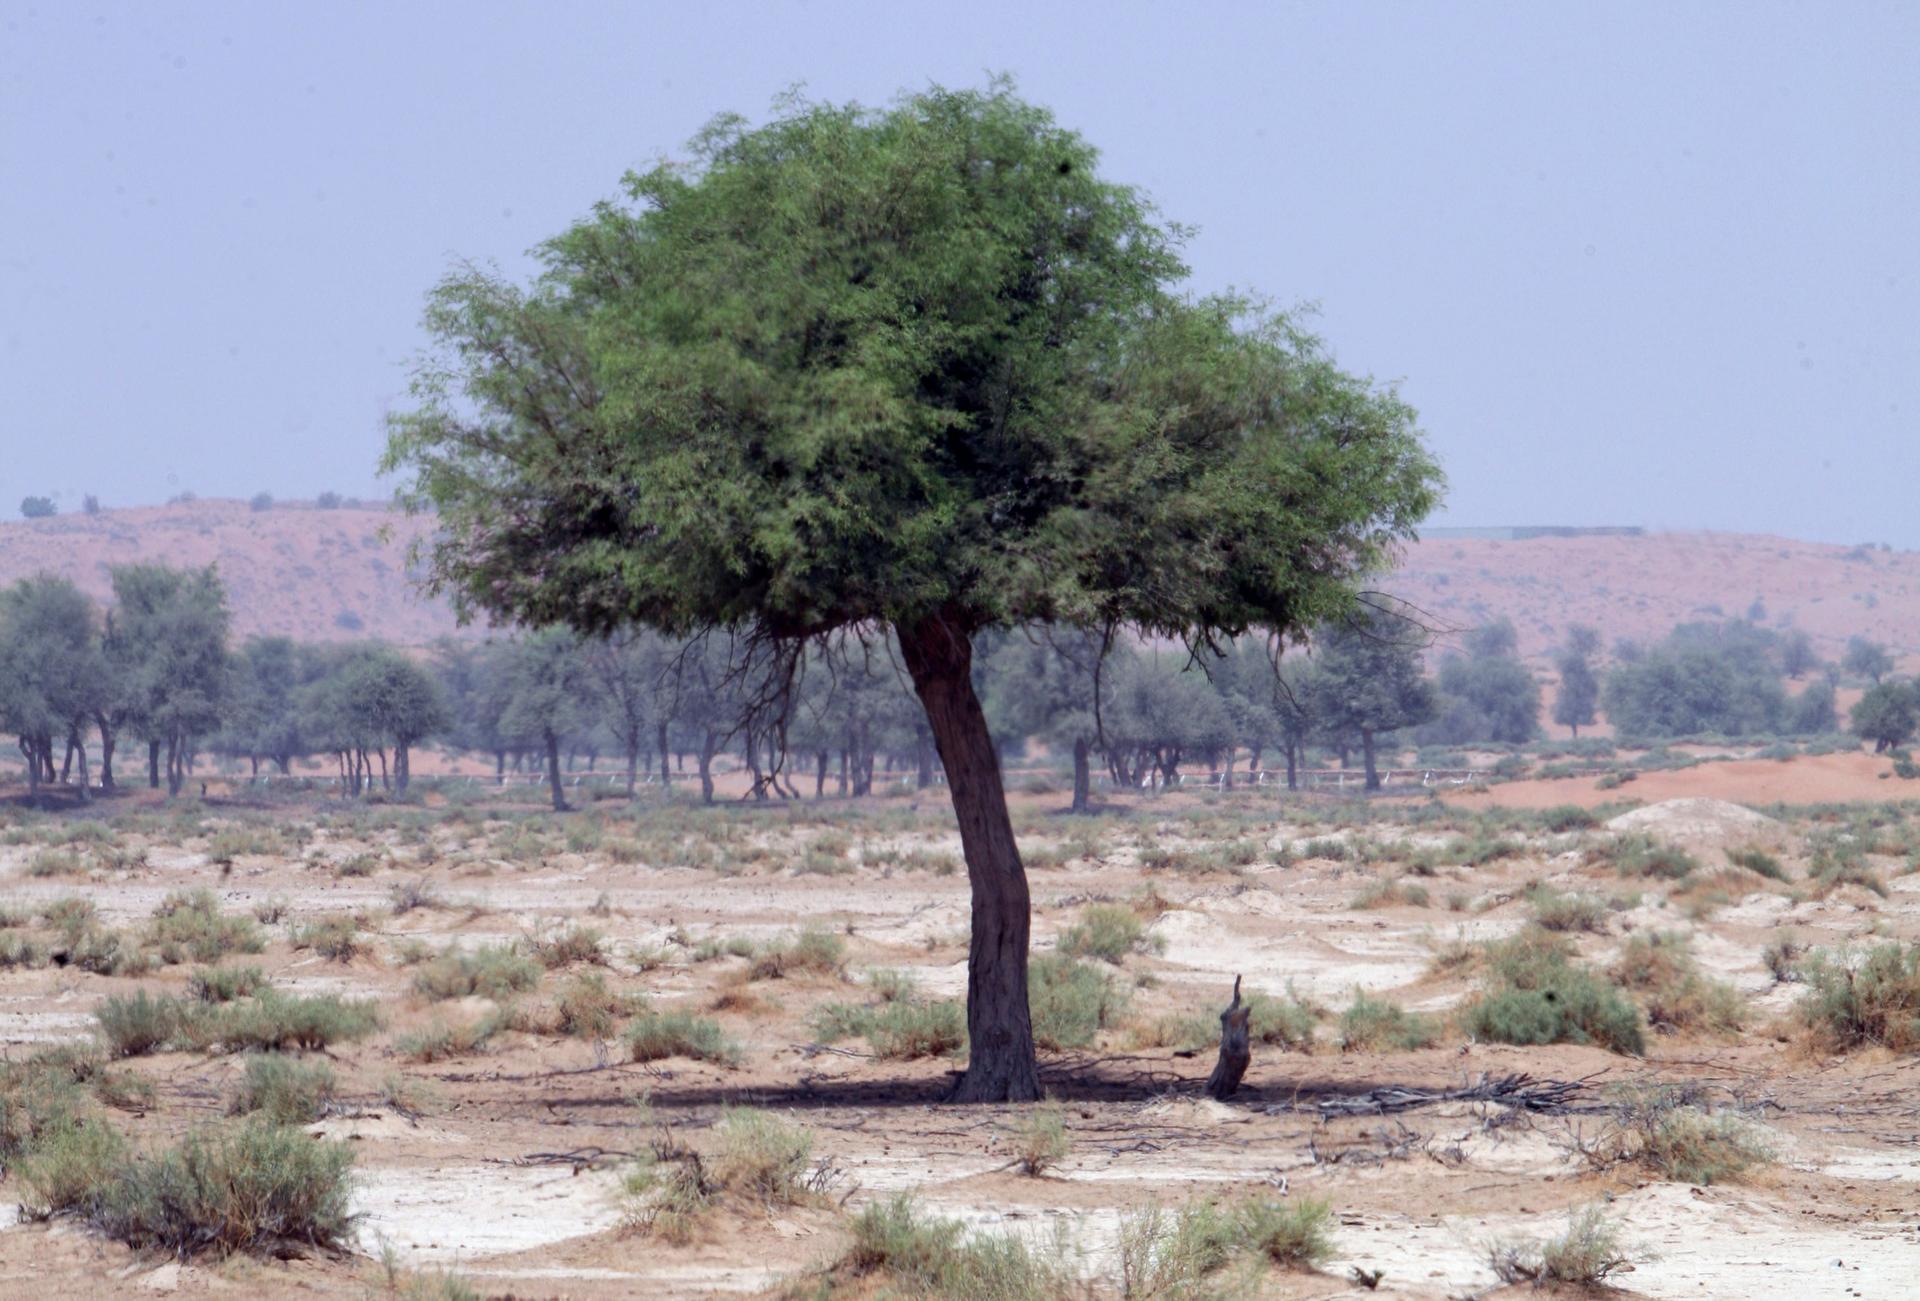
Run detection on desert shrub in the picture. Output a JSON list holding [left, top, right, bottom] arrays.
[[748, 927, 846, 980], [1011, 1100, 1069, 1176], [145, 889, 265, 964], [27, 849, 86, 877], [1464, 927, 1644, 1054], [690, 934, 759, 962], [1606, 832, 1698, 880], [334, 851, 382, 878], [1349, 877, 1431, 910], [15, 1116, 128, 1220], [205, 828, 282, 866], [708, 1106, 812, 1204], [93, 1066, 156, 1111], [0, 1049, 96, 1159], [228, 1055, 336, 1124], [1117, 1194, 1332, 1296], [1612, 932, 1746, 1036], [396, 1014, 504, 1063], [387, 878, 444, 914], [815, 996, 968, 1060], [1337, 993, 1438, 1052], [95, 990, 190, 1058], [1487, 1206, 1636, 1287], [1796, 943, 1920, 1051], [289, 914, 363, 962], [1028, 955, 1128, 1050], [1607, 1086, 1775, 1184], [1539, 804, 1599, 833], [86, 1120, 355, 1258], [1764, 933, 1805, 983], [1297, 838, 1349, 861], [1058, 904, 1161, 964], [214, 990, 381, 1053], [412, 944, 541, 1001], [0, 929, 47, 969], [188, 964, 267, 1003], [837, 1194, 1075, 1299], [524, 924, 606, 968], [1728, 846, 1788, 881], [1525, 884, 1610, 933], [865, 967, 919, 1002], [252, 895, 290, 925], [549, 971, 636, 1038], [1244, 987, 1320, 1049], [625, 1008, 740, 1066]]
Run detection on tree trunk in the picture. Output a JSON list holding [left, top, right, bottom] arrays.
[[897, 609, 1040, 1103], [697, 732, 717, 805], [916, 733, 933, 790], [22, 738, 39, 799], [395, 743, 411, 793], [148, 738, 162, 789], [656, 724, 672, 789], [625, 740, 639, 798], [1070, 737, 1091, 814], [97, 715, 116, 790], [838, 749, 849, 797], [1205, 976, 1251, 1101], [814, 751, 828, 800], [1285, 741, 1298, 791], [545, 730, 570, 811], [376, 747, 390, 792], [71, 731, 91, 804], [1222, 748, 1235, 790], [1361, 729, 1381, 791]]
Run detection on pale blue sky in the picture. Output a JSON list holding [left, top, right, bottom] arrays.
[[2, 2, 1915, 543]]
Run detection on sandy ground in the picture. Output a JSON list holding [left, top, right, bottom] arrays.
[[0, 771, 1915, 1298]]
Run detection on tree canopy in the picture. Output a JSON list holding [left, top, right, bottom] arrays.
[[384, 84, 1440, 1101]]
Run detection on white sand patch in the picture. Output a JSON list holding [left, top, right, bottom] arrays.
[[1607, 798, 1785, 851], [1147, 911, 1428, 1000], [469, 1264, 783, 1295], [0, 1008, 95, 1044], [353, 1163, 624, 1264]]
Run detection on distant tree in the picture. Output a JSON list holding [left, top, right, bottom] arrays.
[[341, 647, 446, 792], [1844, 636, 1893, 684], [0, 576, 108, 798], [217, 636, 307, 775], [81, 494, 101, 516], [106, 564, 231, 795], [1603, 625, 1786, 739], [249, 492, 275, 512], [1851, 680, 1918, 753], [582, 628, 674, 797], [1304, 605, 1438, 789], [978, 628, 1123, 812], [500, 628, 595, 811], [1550, 626, 1602, 739], [1103, 656, 1234, 789], [1786, 677, 1838, 735], [315, 491, 343, 510], [385, 85, 1439, 1101], [1746, 597, 1767, 623], [1778, 628, 1819, 680], [1421, 620, 1539, 745], [19, 496, 55, 519]]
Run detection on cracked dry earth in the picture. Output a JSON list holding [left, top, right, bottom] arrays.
[[0, 774, 1916, 1299]]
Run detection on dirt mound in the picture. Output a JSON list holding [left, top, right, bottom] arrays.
[[1605, 797, 1789, 855]]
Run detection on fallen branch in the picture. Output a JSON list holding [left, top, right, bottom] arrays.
[[1278, 1072, 1592, 1119]]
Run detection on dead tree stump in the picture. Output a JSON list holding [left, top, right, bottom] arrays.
[[1205, 974, 1251, 1100]]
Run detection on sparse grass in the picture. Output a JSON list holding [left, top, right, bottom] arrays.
[[1605, 1085, 1775, 1184], [1244, 987, 1320, 1049], [525, 924, 606, 968], [145, 889, 266, 964], [748, 927, 846, 980], [1796, 942, 1920, 1051], [397, 1013, 505, 1063], [1058, 903, 1163, 964], [1764, 933, 1805, 983], [1011, 1100, 1069, 1176], [833, 1193, 1077, 1299], [1117, 1194, 1333, 1296], [1525, 883, 1610, 933], [1028, 954, 1128, 1050], [707, 1106, 813, 1205], [211, 990, 382, 1053], [387, 878, 444, 914], [27, 849, 86, 878], [1487, 1205, 1637, 1287], [812, 995, 968, 1059], [1605, 831, 1699, 880], [1612, 931, 1746, 1036], [188, 964, 267, 1003], [1337, 992, 1439, 1052], [1349, 877, 1431, 910], [549, 970, 637, 1038], [412, 944, 542, 1001], [228, 1055, 336, 1124], [289, 914, 363, 962], [95, 990, 189, 1058], [1728, 846, 1789, 880], [625, 1007, 740, 1066]]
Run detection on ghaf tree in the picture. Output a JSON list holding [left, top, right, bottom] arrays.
[[386, 86, 1439, 1101]]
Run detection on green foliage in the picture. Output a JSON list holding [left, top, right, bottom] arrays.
[[1117, 1194, 1334, 1295], [1851, 679, 1919, 752], [188, 964, 267, 1003], [412, 944, 542, 1001], [1337, 992, 1438, 1051], [96, 990, 188, 1058], [748, 927, 846, 980], [1465, 928, 1644, 1054], [625, 1007, 740, 1065], [1603, 621, 1787, 738], [1058, 903, 1160, 964], [289, 914, 364, 962], [1028, 954, 1128, 1050], [1796, 943, 1920, 1051], [1011, 1100, 1070, 1176], [1612, 932, 1746, 1036], [145, 889, 266, 964], [1606, 831, 1699, 880], [19, 495, 56, 519], [812, 997, 967, 1059], [84, 1120, 355, 1258], [228, 1055, 336, 1125], [838, 1194, 1076, 1299], [1728, 846, 1788, 880]]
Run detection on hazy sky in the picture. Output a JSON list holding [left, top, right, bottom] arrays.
[[3, 3, 1915, 544]]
